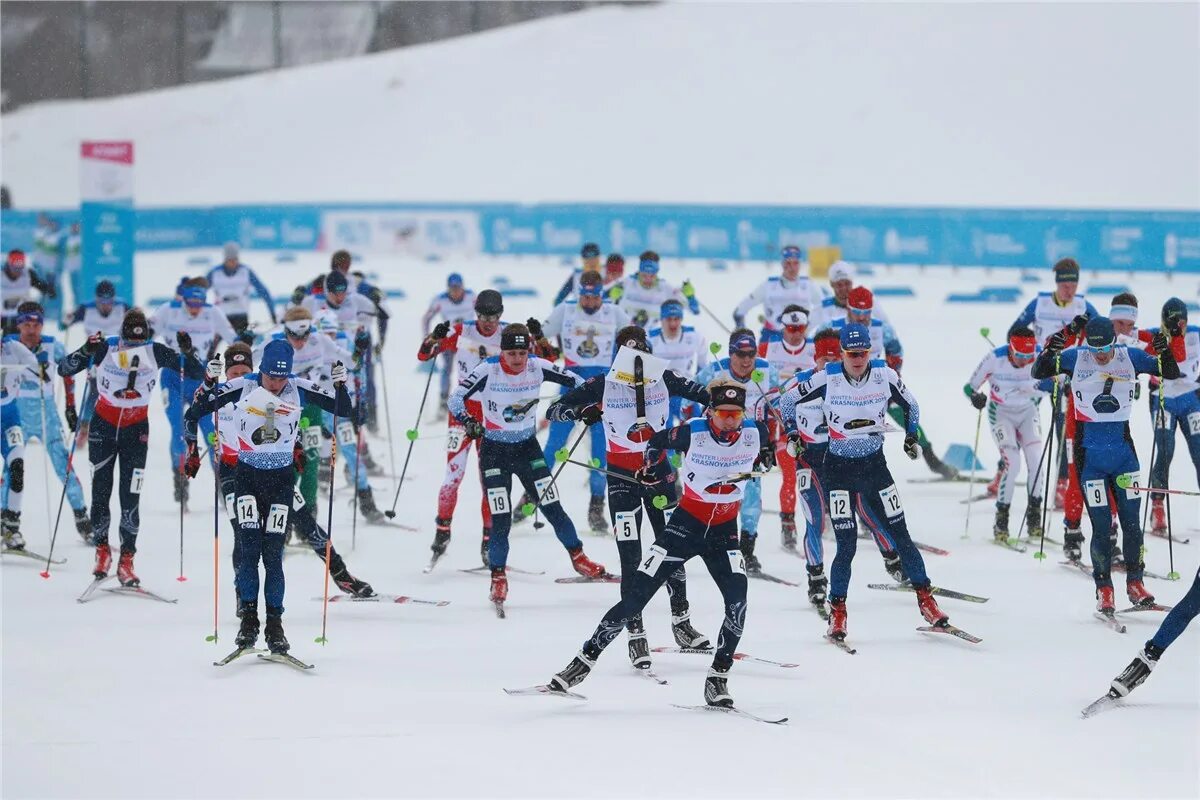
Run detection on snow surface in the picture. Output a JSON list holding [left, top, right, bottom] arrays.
[[3, 251, 1198, 799], [3, 2, 1199, 210]]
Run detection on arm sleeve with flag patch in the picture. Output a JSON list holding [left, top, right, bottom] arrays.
[[546, 375, 605, 422]]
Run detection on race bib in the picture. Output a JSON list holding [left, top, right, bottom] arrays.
[[1188, 413, 1200, 436], [878, 484, 903, 518], [638, 543, 668, 576], [533, 476, 559, 506], [336, 420, 355, 443], [829, 490, 852, 520], [265, 503, 289, 535], [225, 491, 237, 521], [1084, 479, 1107, 508], [236, 495, 259, 525], [613, 510, 637, 542], [796, 468, 812, 492], [292, 487, 306, 511], [727, 549, 746, 576], [303, 426, 321, 451], [486, 486, 510, 515], [4, 427, 23, 448], [1119, 473, 1141, 501], [446, 426, 466, 452], [129, 468, 145, 495]]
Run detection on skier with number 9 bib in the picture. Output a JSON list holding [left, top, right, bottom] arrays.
[[783, 323, 949, 644], [546, 326, 713, 669], [1033, 316, 1179, 615], [548, 380, 771, 708], [184, 340, 354, 654], [58, 309, 204, 585]]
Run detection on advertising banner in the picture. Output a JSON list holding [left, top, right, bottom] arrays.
[[80, 141, 136, 300]]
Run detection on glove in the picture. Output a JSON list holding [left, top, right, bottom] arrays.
[[431, 321, 451, 340], [291, 285, 307, 305], [577, 404, 603, 426], [331, 361, 348, 385], [354, 330, 371, 357], [969, 391, 987, 410], [1066, 314, 1090, 336], [205, 357, 223, 383], [1151, 331, 1170, 355], [607, 284, 624, 301], [526, 318, 544, 339], [183, 440, 202, 479], [635, 464, 662, 487], [754, 445, 776, 472], [903, 435, 922, 460], [1134, 382, 1142, 400], [462, 417, 485, 440], [1046, 331, 1068, 353], [785, 430, 805, 457], [176, 331, 193, 353], [681, 280, 695, 299], [293, 442, 307, 476], [367, 286, 384, 305], [237, 330, 256, 346], [733, 314, 746, 329], [83, 332, 104, 355], [64, 402, 78, 433]]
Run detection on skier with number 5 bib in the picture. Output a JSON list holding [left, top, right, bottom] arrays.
[[548, 379, 771, 707], [58, 310, 204, 585], [448, 323, 608, 614], [783, 323, 950, 644], [184, 340, 354, 654], [1033, 316, 1178, 614], [546, 326, 713, 669]]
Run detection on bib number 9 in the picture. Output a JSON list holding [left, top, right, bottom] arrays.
[[1084, 479, 1107, 508]]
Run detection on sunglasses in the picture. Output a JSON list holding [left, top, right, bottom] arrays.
[[711, 408, 745, 422], [1089, 344, 1114, 354], [477, 314, 500, 323], [784, 324, 807, 333], [844, 350, 871, 359]]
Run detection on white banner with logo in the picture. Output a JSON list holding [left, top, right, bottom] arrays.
[[320, 209, 482, 257]]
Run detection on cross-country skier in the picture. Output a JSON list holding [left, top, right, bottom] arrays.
[[732, 245, 825, 339], [552, 242, 604, 306], [184, 339, 354, 653], [417, 289, 507, 567], [647, 299, 709, 427], [329, 250, 389, 434], [207, 242, 278, 334], [692, 328, 780, 575], [58, 310, 204, 585], [1032, 316, 1177, 613], [65, 280, 127, 447], [540, 271, 630, 532], [783, 323, 951, 644], [5, 302, 91, 540], [183, 343, 373, 606], [546, 380, 772, 707], [611, 254, 698, 330], [812, 260, 888, 330], [546, 327, 713, 668], [150, 280, 237, 506], [1, 249, 56, 334], [963, 324, 1055, 543], [448, 323, 607, 614], [31, 216, 64, 323], [421, 273, 477, 415], [603, 253, 626, 294], [0, 334, 39, 550]]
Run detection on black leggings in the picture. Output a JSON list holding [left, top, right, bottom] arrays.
[[480, 437, 580, 568], [88, 416, 148, 553]]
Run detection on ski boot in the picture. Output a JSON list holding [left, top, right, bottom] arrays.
[[568, 546, 607, 579], [992, 503, 1010, 544], [236, 602, 260, 648], [923, 446, 958, 479], [116, 549, 140, 587], [1026, 497, 1043, 539], [1126, 579, 1155, 608], [264, 610, 289, 654], [1096, 585, 1116, 614], [704, 661, 734, 708], [739, 532, 762, 575], [1150, 496, 1167, 536], [356, 488, 385, 523], [915, 585, 948, 625], [490, 567, 508, 604], [827, 597, 848, 640], [1109, 521, 1123, 565], [330, 554, 375, 598], [670, 606, 711, 649], [780, 512, 798, 551], [806, 564, 828, 607], [627, 613, 651, 670], [429, 518, 452, 559], [511, 492, 533, 524], [93, 543, 112, 578], [1063, 526, 1084, 563], [73, 507, 92, 543], [481, 528, 491, 568], [549, 650, 595, 692], [1110, 642, 1163, 697], [881, 549, 905, 582], [587, 495, 607, 533], [173, 470, 189, 509], [1, 509, 25, 551]]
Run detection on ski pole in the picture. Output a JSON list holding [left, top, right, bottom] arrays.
[[979, 326, 996, 348], [963, 404, 983, 540], [316, 403, 339, 646], [698, 300, 732, 335], [1116, 479, 1200, 497], [1035, 362, 1060, 561], [38, 368, 53, 536], [522, 427, 590, 520], [383, 359, 436, 519], [205, 415, 220, 643], [351, 372, 363, 551], [41, 378, 89, 578], [377, 350, 399, 499], [176, 353, 187, 583], [1010, 417, 1055, 544]]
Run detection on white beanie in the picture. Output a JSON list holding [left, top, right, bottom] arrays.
[[828, 260, 855, 283]]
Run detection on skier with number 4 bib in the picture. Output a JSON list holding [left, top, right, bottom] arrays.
[[184, 340, 354, 654], [546, 326, 713, 669], [1032, 316, 1178, 614]]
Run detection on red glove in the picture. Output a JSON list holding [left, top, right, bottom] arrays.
[[183, 441, 202, 479], [293, 442, 307, 475], [886, 354, 903, 372]]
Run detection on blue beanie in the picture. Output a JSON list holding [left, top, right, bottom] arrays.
[[325, 271, 349, 293], [1085, 316, 1116, 350], [840, 323, 872, 352], [261, 339, 294, 377]]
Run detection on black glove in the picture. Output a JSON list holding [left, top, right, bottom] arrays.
[[237, 330, 256, 346], [462, 418, 485, 440], [291, 285, 307, 305], [785, 430, 805, 457], [354, 330, 371, 357], [576, 405, 603, 426], [293, 442, 307, 476], [903, 435, 921, 460], [1066, 314, 1090, 336], [1151, 331, 1170, 355], [526, 318, 544, 339], [634, 464, 662, 487], [431, 321, 451, 340], [83, 332, 104, 355], [1046, 331, 1068, 353], [64, 402, 78, 433], [969, 391, 987, 410], [754, 445, 776, 472], [176, 331, 193, 353]]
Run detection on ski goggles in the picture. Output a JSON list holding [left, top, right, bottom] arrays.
[[1087, 342, 1115, 354], [710, 407, 745, 422]]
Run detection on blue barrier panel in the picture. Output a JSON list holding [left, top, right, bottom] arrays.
[[947, 293, 1022, 304], [873, 286, 916, 297], [1086, 284, 1131, 296], [942, 443, 985, 472], [384, 288, 407, 299]]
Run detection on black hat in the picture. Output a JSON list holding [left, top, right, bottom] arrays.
[[581, 243, 601, 258], [500, 326, 530, 351], [710, 383, 746, 409], [96, 280, 116, 299], [615, 325, 651, 354], [224, 344, 253, 371], [475, 289, 503, 316], [121, 309, 149, 342]]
